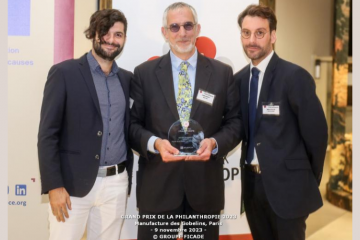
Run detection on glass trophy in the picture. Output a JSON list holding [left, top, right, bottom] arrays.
[[168, 119, 204, 156]]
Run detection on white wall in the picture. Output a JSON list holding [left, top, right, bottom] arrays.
[[7, 1, 96, 239], [1, 0, 8, 239], [275, 0, 334, 74], [74, 0, 97, 58]]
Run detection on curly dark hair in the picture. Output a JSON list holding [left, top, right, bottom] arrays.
[[84, 9, 127, 41], [238, 4, 277, 32]]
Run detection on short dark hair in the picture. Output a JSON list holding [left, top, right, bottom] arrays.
[[84, 9, 128, 40], [237, 4, 277, 32]]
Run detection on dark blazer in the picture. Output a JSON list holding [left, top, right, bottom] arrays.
[[130, 52, 241, 213], [38, 53, 134, 197], [234, 53, 328, 219]]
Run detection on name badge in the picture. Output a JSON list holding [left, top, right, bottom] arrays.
[[196, 89, 216, 106], [262, 102, 280, 115]]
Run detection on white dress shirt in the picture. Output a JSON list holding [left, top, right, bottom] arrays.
[[247, 50, 274, 165]]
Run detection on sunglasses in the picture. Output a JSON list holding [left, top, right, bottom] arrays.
[[167, 22, 197, 33]]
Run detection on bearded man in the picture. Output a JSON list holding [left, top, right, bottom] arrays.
[[129, 2, 241, 240], [38, 9, 133, 240], [235, 4, 328, 240]]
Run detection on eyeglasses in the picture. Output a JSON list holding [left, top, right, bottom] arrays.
[[166, 22, 197, 33], [241, 29, 268, 39]]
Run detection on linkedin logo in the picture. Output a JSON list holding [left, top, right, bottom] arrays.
[[15, 185, 27, 196]]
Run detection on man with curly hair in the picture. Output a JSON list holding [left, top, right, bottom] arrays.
[[38, 9, 133, 240]]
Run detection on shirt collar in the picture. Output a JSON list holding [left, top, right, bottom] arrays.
[[250, 50, 274, 74], [169, 48, 198, 70], [86, 50, 119, 75]]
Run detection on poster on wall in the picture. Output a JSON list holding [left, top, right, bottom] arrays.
[[8, 0, 56, 240]]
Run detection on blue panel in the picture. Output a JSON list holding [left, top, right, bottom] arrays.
[[8, 0, 31, 36]]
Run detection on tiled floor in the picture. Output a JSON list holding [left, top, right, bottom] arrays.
[[307, 211, 352, 240], [305, 150, 352, 240]]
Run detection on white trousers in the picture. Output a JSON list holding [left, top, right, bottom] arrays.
[[48, 170, 128, 240]]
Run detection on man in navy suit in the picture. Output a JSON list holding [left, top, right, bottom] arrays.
[[38, 9, 133, 240], [234, 5, 328, 240]]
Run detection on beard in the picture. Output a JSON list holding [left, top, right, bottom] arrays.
[[93, 39, 123, 61], [243, 43, 272, 62], [169, 38, 195, 54]]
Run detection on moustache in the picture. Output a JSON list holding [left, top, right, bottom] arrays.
[[98, 39, 121, 48], [176, 38, 190, 43], [246, 44, 260, 49]]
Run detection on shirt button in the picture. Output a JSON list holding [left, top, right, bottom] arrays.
[[97, 131, 102, 137], [256, 142, 261, 146], [95, 155, 100, 160]]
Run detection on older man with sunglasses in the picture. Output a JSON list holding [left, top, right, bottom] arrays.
[[129, 2, 241, 240]]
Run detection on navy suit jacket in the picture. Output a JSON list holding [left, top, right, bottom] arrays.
[[234, 53, 328, 219], [38, 53, 134, 197]]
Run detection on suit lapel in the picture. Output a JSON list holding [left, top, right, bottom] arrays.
[[190, 53, 212, 118], [78, 54, 101, 117], [254, 53, 279, 132], [155, 53, 179, 121], [241, 65, 250, 139]]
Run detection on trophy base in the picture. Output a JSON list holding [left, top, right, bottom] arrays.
[[173, 153, 199, 156]]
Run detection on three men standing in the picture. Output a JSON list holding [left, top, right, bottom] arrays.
[[38, 3, 328, 240], [38, 9, 133, 240], [235, 4, 328, 240]]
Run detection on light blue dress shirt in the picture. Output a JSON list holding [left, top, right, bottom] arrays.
[[87, 51, 127, 166], [170, 49, 197, 98]]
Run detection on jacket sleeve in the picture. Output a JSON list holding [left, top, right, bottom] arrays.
[[37, 65, 66, 194], [211, 66, 243, 158], [287, 67, 328, 185], [129, 66, 156, 159]]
